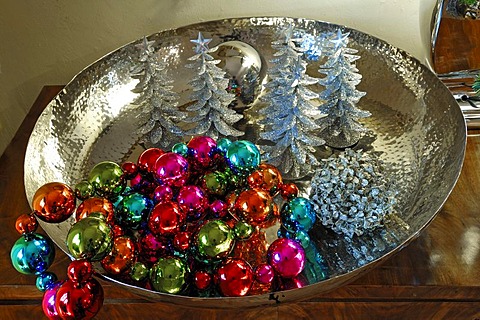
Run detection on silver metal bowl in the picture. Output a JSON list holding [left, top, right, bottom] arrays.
[[24, 17, 466, 308]]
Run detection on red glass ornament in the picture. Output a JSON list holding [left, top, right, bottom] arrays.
[[111, 224, 125, 238], [267, 238, 305, 278], [138, 232, 169, 264], [187, 136, 217, 169], [194, 271, 212, 290], [209, 199, 228, 218], [153, 185, 173, 203], [138, 148, 165, 172], [177, 185, 208, 220], [32, 182, 76, 223], [247, 163, 283, 196], [173, 231, 191, 252], [101, 236, 136, 275], [279, 182, 299, 200], [148, 201, 186, 236], [255, 263, 274, 284], [55, 278, 104, 319], [121, 161, 138, 179], [67, 260, 93, 285], [215, 258, 254, 297], [75, 197, 114, 223], [154, 152, 189, 187], [15, 213, 38, 234], [234, 188, 275, 226]]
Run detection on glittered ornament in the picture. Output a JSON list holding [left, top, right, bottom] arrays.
[[55, 278, 104, 319], [247, 163, 283, 196], [15, 213, 38, 234], [187, 136, 217, 169], [215, 258, 254, 297], [153, 185, 173, 203], [177, 185, 208, 220], [196, 220, 235, 259], [281, 197, 316, 232], [226, 140, 261, 173], [67, 260, 93, 285], [11, 233, 55, 275], [101, 236, 137, 275], [131, 262, 149, 282], [148, 201, 186, 236], [42, 280, 63, 319], [88, 161, 125, 196], [32, 182, 75, 223], [75, 197, 114, 223], [150, 257, 188, 294], [138, 148, 165, 172], [74, 180, 94, 200], [66, 212, 113, 261], [267, 238, 305, 278], [154, 152, 189, 187], [115, 192, 154, 230], [255, 263, 274, 285], [36, 272, 57, 292], [234, 188, 275, 226]]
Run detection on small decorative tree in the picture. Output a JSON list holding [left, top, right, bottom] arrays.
[[133, 37, 185, 149], [183, 32, 244, 140], [317, 29, 371, 148], [259, 25, 326, 179]]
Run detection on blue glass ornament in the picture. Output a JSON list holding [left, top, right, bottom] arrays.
[[115, 192, 153, 229], [281, 197, 316, 232], [216, 138, 232, 155], [225, 140, 261, 173], [36, 272, 58, 292], [10, 233, 55, 275]]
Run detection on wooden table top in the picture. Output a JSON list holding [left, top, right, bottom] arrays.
[[1, 86, 479, 320]]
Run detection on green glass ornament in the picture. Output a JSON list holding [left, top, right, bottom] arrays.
[[131, 262, 149, 282], [74, 180, 94, 200], [66, 212, 113, 261], [196, 220, 234, 259], [172, 143, 189, 157], [233, 221, 254, 240], [150, 257, 188, 294], [88, 161, 125, 197], [115, 192, 153, 230], [202, 171, 228, 196], [216, 138, 232, 155], [225, 140, 261, 173], [11, 233, 55, 275]]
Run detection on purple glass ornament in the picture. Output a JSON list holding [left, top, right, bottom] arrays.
[[255, 263, 275, 285], [267, 238, 305, 278], [187, 136, 217, 169], [154, 152, 189, 187], [42, 280, 63, 319], [177, 185, 208, 220]]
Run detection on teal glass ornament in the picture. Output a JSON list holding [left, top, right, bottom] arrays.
[[88, 161, 125, 197], [281, 197, 316, 232], [150, 257, 188, 294], [115, 192, 153, 229], [66, 212, 113, 261], [172, 143, 188, 157], [10, 233, 55, 275], [294, 229, 311, 248], [216, 138, 232, 155], [196, 220, 234, 259], [225, 140, 261, 173], [36, 272, 58, 292]]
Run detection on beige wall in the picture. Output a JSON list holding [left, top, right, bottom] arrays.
[[0, 0, 437, 155]]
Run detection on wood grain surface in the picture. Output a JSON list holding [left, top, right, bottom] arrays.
[[0, 86, 479, 319]]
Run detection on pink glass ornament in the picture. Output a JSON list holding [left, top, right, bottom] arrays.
[[209, 199, 228, 218], [267, 238, 305, 278], [187, 136, 217, 169], [215, 258, 254, 297], [154, 152, 189, 187], [153, 185, 173, 203], [255, 263, 275, 285], [177, 185, 208, 220], [148, 201, 186, 236], [138, 232, 169, 264], [42, 280, 63, 319]]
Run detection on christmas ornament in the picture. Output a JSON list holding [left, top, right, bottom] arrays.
[[150, 257, 188, 294], [115, 192, 154, 230], [177, 185, 208, 220], [133, 36, 185, 148], [15, 213, 38, 234], [74, 180, 94, 200], [66, 212, 113, 261], [279, 182, 299, 200], [183, 32, 244, 139], [194, 270, 212, 290], [196, 220, 235, 259], [202, 171, 228, 196], [317, 29, 371, 148], [88, 161, 125, 197], [36, 272, 57, 292], [247, 163, 283, 196], [55, 277, 104, 319], [131, 262, 149, 282], [137, 148, 165, 172], [233, 220, 254, 240], [67, 260, 94, 284], [10, 233, 55, 275], [259, 24, 326, 179], [209, 199, 228, 218], [255, 263, 275, 285], [101, 236, 137, 275], [310, 148, 396, 237], [234, 189, 275, 227], [148, 201, 186, 236], [121, 161, 138, 179], [153, 185, 174, 203], [173, 231, 191, 252], [215, 258, 254, 297], [225, 140, 261, 173], [281, 197, 316, 232], [138, 232, 169, 264], [267, 238, 305, 278], [187, 135, 217, 169], [154, 152, 189, 187], [75, 197, 114, 223], [42, 281, 63, 319], [32, 182, 76, 223]]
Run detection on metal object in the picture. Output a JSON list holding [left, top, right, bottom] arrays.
[[24, 17, 466, 308]]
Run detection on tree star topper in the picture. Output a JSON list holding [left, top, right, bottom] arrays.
[[330, 29, 350, 52], [191, 32, 212, 54]]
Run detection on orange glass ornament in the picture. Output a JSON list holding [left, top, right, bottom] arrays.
[[32, 182, 76, 223], [234, 189, 275, 226], [101, 236, 136, 275], [279, 182, 299, 200], [247, 163, 283, 196], [75, 197, 114, 223], [15, 213, 38, 234]]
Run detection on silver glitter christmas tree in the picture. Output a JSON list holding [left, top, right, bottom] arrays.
[[133, 37, 185, 149], [259, 24, 326, 179], [317, 30, 371, 148], [183, 32, 244, 140]]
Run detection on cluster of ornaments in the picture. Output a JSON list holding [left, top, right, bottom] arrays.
[[11, 136, 320, 319]]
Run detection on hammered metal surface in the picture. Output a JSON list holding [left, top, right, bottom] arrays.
[[24, 17, 466, 308]]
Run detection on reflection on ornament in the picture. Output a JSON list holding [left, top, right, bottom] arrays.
[[10, 233, 55, 275], [75, 197, 114, 223], [267, 238, 305, 278], [55, 277, 104, 319], [154, 152, 189, 187], [88, 161, 125, 197], [150, 257, 188, 294], [196, 220, 235, 259], [101, 236, 136, 275], [32, 182, 76, 223], [215, 258, 254, 297]]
